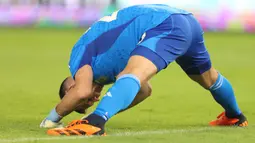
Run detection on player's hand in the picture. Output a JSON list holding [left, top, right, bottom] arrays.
[[85, 86, 102, 106], [86, 84, 103, 106], [87, 96, 100, 106], [40, 118, 64, 128], [74, 96, 100, 114]]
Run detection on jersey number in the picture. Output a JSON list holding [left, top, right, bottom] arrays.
[[83, 11, 119, 35], [99, 11, 119, 22]]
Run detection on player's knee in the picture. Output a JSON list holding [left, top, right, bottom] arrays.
[[141, 83, 152, 97], [147, 83, 152, 96], [189, 67, 218, 90], [117, 56, 157, 85], [202, 81, 215, 90], [205, 68, 218, 89], [147, 88, 152, 98], [118, 68, 148, 85]]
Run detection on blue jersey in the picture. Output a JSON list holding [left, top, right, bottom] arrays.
[[69, 4, 190, 85]]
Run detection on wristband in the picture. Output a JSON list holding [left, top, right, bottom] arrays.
[[46, 108, 62, 122]]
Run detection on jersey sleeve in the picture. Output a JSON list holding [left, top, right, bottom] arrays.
[[68, 39, 93, 78]]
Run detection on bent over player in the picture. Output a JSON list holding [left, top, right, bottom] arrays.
[[40, 4, 248, 136]]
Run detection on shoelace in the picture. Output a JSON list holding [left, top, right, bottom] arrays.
[[66, 120, 89, 128], [215, 112, 229, 123], [217, 112, 225, 119]]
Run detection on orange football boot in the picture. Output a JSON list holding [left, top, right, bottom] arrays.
[[47, 120, 106, 136], [209, 112, 248, 127]]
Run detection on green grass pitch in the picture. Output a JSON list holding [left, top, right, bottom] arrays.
[[0, 28, 254, 143]]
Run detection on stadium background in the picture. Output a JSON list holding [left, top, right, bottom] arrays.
[[0, 1, 254, 143], [0, 0, 255, 32]]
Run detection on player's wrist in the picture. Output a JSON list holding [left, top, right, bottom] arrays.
[[46, 108, 63, 122]]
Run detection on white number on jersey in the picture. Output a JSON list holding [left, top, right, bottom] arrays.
[[99, 11, 119, 22]]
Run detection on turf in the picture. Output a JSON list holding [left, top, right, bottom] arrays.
[[0, 28, 254, 143]]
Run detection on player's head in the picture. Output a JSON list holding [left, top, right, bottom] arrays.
[[59, 77, 87, 114], [59, 77, 74, 99]]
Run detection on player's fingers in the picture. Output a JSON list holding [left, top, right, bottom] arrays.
[[87, 101, 94, 106], [94, 92, 101, 98], [93, 97, 100, 102]]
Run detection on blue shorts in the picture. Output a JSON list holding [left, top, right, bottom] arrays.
[[131, 14, 211, 75]]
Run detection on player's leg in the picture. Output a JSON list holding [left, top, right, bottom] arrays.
[[188, 68, 241, 113], [119, 81, 152, 113], [176, 14, 247, 126], [187, 67, 218, 89], [188, 68, 247, 126]]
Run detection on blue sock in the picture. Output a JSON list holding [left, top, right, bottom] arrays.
[[93, 74, 141, 120], [209, 73, 241, 118]]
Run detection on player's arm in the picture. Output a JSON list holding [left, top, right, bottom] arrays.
[[119, 82, 152, 113], [40, 65, 93, 128], [56, 65, 93, 116]]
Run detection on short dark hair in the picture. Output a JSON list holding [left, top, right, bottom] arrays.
[[58, 77, 86, 114], [59, 77, 69, 99]]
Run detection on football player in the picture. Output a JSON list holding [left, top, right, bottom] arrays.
[[40, 4, 248, 136]]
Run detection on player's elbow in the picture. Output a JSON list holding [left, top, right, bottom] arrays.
[[75, 88, 92, 101]]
